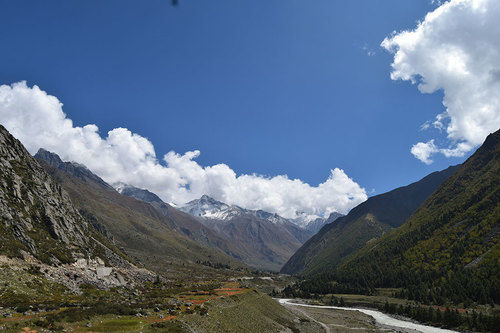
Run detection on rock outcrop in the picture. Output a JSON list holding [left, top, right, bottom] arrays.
[[0, 125, 91, 263], [0, 125, 126, 267]]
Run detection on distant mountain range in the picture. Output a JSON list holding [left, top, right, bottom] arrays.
[[34, 146, 345, 272], [180, 194, 292, 226], [179, 194, 341, 232], [111, 182, 343, 271], [177, 195, 317, 271], [111, 188, 317, 271], [281, 163, 460, 275]]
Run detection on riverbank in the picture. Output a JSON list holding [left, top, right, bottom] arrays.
[[278, 298, 459, 333]]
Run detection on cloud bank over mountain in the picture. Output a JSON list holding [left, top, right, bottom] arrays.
[[0, 81, 367, 218], [382, 0, 500, 164]]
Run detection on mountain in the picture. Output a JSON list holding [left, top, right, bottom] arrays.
[[0, 125, 156, 289], [0, 125, 325, 332], [179, 195, 313, 271], [34, 150, 246, 279], [297, 129, 500, 305], [0, 126, 116, 264], [180, 195, 292, 225], [114, 183, 244, 261], [281, 164, 460, 275], [35, 148, 114, 190]]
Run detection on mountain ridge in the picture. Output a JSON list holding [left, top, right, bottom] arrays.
[[34, 149, 248, 278], [178, 195, 314, 271], [291, 129, 499, 305], [281, 163, 460, 275]]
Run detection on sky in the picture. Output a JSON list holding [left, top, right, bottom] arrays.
[[0, 0, 498, 219]]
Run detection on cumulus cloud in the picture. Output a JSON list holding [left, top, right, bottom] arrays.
[[0, 81, 367, 218], [410, 140, 439, 165], [382, 0, 500, 163]]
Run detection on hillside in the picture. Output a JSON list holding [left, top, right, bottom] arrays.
[[281, 164, 459, 275], [34, 150, 247, 279], [0, 125, 161, 293], [298, 129, 500, 305], [0, 125, 126, 265], [180, 195, 313, 271]]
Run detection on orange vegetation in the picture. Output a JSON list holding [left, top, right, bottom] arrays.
[[20, 328, 39, 333]]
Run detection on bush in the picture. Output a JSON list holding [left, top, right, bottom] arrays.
[[16, 305, 29, 313], [45, 303, 137, 323]]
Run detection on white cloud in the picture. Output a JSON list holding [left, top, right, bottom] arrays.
[[382, 0, 500, 163], [0, 81, 367, 219], [410, 140, 439, 164]]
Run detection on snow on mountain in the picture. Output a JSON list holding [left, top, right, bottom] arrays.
[[180, 195, 244, 220], [178, 194, 343, 231], [180, 195, 298, 226], [291, 212, 325, 228]]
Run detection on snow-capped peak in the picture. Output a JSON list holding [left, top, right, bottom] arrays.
[[291, 212, 325, 228], [179, 195, 298, 225], [179, 195, 245, 221]]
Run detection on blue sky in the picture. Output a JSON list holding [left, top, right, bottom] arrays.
[[0, 0, 477, 199]]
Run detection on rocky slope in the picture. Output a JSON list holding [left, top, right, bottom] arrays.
[[1, 126, 113, 264], [0, 125, 154, 290], [281, 164, 460, 275]]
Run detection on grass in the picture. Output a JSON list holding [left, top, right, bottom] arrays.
[[0, 273, 317, 333], [86, 318, 141, 332], [0, 267, 270, 333]]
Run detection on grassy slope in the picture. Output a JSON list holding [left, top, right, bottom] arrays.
[[183, 291, 322, 333], [284, 215, 393, 276], [281, 165, 459, 276]]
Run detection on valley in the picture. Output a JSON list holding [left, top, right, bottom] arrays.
[[278, 129, 500, 332], [2, 0, 500, 331], [0, 123, 498, 332], [0, 259, 312, 332]]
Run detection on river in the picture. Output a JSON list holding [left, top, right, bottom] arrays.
[[277, 298, 459, 333]]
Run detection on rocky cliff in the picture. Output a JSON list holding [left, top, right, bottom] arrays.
[[0, 125, 90, 264], [0, 125, 154, 290]]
